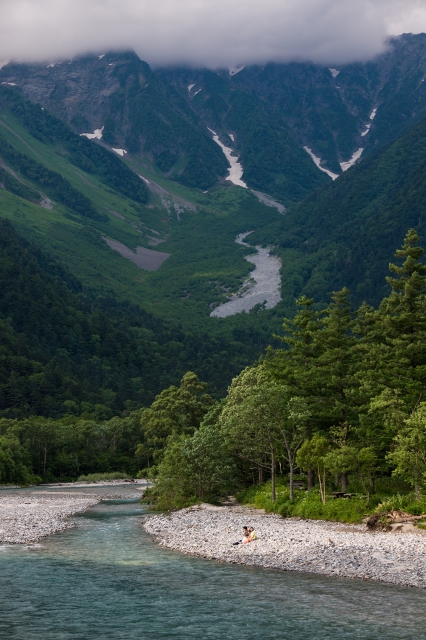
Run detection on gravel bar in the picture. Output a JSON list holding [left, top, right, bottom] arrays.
[[0, 491, 101, 544], [143, 506, 426, 589]]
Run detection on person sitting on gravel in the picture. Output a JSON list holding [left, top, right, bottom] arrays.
[[232, 526, 249, 545], [248, 527, 258, 541]]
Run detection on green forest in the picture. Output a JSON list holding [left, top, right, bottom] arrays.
[[3, 225, 426, 530], [142, 230, 426, 524]]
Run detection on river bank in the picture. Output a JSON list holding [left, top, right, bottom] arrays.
[[143, 505, 426, 589], [0, 482, 147, 544]]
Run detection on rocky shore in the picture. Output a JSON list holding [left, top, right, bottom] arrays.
[[143, 505, 426, 589], [0, 491, 101, 544]]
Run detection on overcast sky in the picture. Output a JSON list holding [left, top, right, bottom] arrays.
[[1, 0, 426, 68]]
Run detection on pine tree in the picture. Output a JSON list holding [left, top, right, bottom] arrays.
[[270, 288, 358, 430], [363, 229, 426, 408]]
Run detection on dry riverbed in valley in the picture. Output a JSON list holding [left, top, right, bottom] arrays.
[[143, 505, 426, 589]]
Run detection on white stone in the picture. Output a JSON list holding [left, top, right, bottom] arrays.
[[210, 231, 281, 317]]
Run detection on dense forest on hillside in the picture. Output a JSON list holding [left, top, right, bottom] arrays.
[[251, 112, 426, 314], [4, 227, 426, 531], [0, 219, 258, 424], [142, 230, 426, 524], [0, 86, 149, 205]]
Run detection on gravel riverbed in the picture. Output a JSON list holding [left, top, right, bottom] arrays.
[[0, 482, 147, 544], [0, 492, 101, 544], [143, 505, 426, 589]]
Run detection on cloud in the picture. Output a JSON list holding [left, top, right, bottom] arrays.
[[0, 0, 425, 68]]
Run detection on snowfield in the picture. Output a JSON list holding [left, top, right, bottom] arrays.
[[80, 126, 104, 140], [208, 128, 247, 188], [303, 147, 339, 180], [340, 147, 364, 172]]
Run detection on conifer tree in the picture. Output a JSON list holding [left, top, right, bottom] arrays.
[[271, 288, 357, 430], [362, 229, 426, 408]]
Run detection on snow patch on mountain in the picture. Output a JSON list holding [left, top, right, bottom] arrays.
[[80, 126, 104, 140], [370, 108, 377, 120], [1, 82, 16, 86], [303, 147, 339, 180], [112, 148, 127, 157], [361, 124, 371, 137], [208, 128, 247, 188], [228, 133, 235, 142], [0, 61, 9, 70], [188, 84, 195, 91], [329, 68, 340, 78], [193, 88, 202, 97], [229, 66, 245, 76], [340, 147, 364, 172], [98, 54, 105, 60]]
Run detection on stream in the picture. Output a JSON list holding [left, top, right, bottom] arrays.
[[1, 485, 425, 639]]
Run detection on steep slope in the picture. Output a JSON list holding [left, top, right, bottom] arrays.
[[0, 218, 260, 418], [255, 113, 426, 312], [0, 52, 228, 190], [159, 33, 426, 183], [4, 35, 426, 203], [158, 66, 330, 204], [0, 86, 284, 340], [0, 51, 329, 204]]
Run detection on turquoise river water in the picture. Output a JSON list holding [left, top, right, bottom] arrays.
[[1, 485, 426, 639]]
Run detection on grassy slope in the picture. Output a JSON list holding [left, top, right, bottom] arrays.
[[0, 108, 284, 340]]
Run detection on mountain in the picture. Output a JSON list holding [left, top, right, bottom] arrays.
[[252, 110, 426, 313], [0, 84, 284, 341], [3, 34, 426, 334], [158, 34, 426, 184], [0, 52, 228, 191], [3, 34, 426, 206]]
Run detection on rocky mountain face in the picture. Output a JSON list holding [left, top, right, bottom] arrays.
[[2, 34, 426, 202], [0, 51, 228, 191], [159, 34, 426, 179]]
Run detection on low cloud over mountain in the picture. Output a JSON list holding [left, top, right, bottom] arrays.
[[0, 0, 425, 67]]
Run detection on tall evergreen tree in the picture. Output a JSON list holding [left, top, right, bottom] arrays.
[[362, 229, 426, 408]]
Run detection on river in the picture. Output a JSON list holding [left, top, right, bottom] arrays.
[[1, 485, 425, 639]]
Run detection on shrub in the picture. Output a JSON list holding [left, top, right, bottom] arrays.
[[77, 471, 129, 482]]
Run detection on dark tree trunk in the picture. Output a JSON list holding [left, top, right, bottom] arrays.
[[289, 460, 294, 501], [308, 468, 315, 490], [341, 473, 348, 492], [271, 450, 276, 502], [258, 465, 264, 484]]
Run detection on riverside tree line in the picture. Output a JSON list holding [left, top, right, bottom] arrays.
[[2, 231, 426, 521]]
